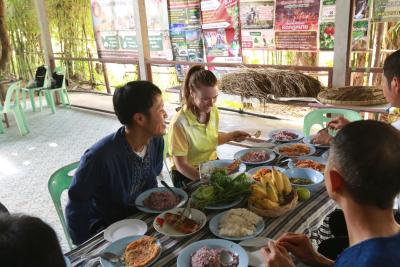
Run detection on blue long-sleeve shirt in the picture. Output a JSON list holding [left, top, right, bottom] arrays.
[[65, 127, 163, 245], [335, 233, 400, 266]]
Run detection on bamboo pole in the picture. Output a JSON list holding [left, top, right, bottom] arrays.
[[371, 23, 384, 85]]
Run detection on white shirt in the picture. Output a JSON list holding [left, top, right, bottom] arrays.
[[134, 145, 147, 158], [392, 120, 400, 130]]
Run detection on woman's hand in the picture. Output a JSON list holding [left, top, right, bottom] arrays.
[[277, 233, 334, 267], [327, 116, 350, 130], [230, 131, 251, 142], [261, 241, 295, 267]]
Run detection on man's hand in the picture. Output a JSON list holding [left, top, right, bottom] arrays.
[[327, 116, 350, 130], [313, 129, 333, 145], [261, 241, 295, 267], [277, 233, 334, 267], [230, 131, 251, 142]]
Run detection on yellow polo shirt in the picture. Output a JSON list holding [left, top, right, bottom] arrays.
[[168, 105, 219, 168]]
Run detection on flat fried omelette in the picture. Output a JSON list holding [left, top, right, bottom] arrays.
[[124, 236, 160, 267]]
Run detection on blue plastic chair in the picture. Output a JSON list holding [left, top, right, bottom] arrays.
[[303, 108, 363, 136], [0, 82, 29, 136], [48, 161, 79, 249]]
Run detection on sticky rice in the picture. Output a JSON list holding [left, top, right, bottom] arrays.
[[219, 208, 262, 237]]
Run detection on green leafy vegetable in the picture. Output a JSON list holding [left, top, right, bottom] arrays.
[[192, 170, 251, 209]]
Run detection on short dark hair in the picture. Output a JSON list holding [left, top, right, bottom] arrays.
[[331, 120, 400, 209], [0, 214, 66, 267], [113, 81, 162, 126], [0, 202, 8, 214], [383, 49, 400, 86]]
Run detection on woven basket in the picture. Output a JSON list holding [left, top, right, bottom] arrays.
[[247, 190, 298, 217], [317, 86, 387, 106]]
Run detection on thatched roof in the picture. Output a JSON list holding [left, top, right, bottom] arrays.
[[219, 68, 322, 100]]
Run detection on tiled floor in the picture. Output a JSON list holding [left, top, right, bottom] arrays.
[[0, 98, 302, 252]]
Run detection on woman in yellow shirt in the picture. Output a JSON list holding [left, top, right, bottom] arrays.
[[168, 65, 250, 187]]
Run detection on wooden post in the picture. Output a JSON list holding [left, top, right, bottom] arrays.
[[133, 0, 152, 81], [33, 0, 55, 70], [332, 0, 353, 87], [102, 63, 112, 94]]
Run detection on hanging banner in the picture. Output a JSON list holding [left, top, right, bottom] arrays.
[[354, 0, 369, 19], [146, 0, 173, 60], [201, 0, 239, 29], [201, 0, 242, 64], [274, 0, 321, 31], [168, 0, 204, 80], [91, 0, 173, 59], [275, 31, 317, 50], [352, 20, 369, 50], [373, 0, 400, 22], [239, 0, 275, 29], [319, 22, 335, 50], [241, 29, 275, 49], [318, 21, 369, 51], [91, 0, 137, 58], [320, 0, 336, 22], [168, 0, 203, 62]]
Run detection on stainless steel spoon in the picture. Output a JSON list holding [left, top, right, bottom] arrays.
[[161, 180, 180, 200], [81, 252, 123, 265], [220, 250, 234, 267]]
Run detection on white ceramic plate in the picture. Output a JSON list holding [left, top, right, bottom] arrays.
[[274, 143, 316, 157], [135, 187, 188, 214], [288, 156, 327, 173], [103, 219, 147, 242], [268, 129, 304, 142], [153, 208, 207, 238], [322, 150, 329, 159], [233, 148, 276, 165], [200, 159, 246, 180], [209, 210, 265, 241], [303, 135, 330, 148], [177, 239, 248, 267], [100, 235, 161, 267]]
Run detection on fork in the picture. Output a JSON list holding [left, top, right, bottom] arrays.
[[182, 198, 192, 219]]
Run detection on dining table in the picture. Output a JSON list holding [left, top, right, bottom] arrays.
[[65, 140, 337, 267]]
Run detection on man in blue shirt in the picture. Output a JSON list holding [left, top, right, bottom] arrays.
[[66, 81, 167, 245], [262, 120, 400, 267]]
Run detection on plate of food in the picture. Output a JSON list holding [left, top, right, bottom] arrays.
[[100, 235, 161, 267], [233, 148, 276, 165], [153, 207, 207, 238], [268, 129, 304, 143], [209, 208, 264, 241], [274, 143, 316, 157], [192, 171, 252, 210], [104, 219, 147, 242], [288, 156, 327, 173], [135, 187, 188, 214], [200, 159, 246, 180], [247, 166, 285, 183], [177, 239, 248, 267], [322, 150, 329, 159], [303, 129, 332, 148]]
